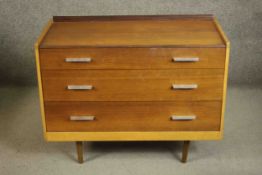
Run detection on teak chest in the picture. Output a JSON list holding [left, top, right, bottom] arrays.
[[35, 15, 230, 163]]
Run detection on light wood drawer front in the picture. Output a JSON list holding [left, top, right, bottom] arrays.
[[45, 101, 221, 132], [39, 48, 226, 69], [42, 69, 224, 101]]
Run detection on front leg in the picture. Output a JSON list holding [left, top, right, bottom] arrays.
[[181, 141, 190, 163], [76, 141, 84, 163]]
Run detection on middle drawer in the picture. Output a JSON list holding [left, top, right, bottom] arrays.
[[42, 69, 224, 101]]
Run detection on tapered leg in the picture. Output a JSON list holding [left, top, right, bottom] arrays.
[[181, 141, 190, 163], [76, 141, 84, 163]]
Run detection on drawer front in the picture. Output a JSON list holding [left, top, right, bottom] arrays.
[[45, 101, 221, 132], [42, 69, 224, 101], [39, 48, 226, 69]]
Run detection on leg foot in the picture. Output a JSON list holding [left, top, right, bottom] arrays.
[[181, 141, 190, 163], [76, 141, 84, 163]]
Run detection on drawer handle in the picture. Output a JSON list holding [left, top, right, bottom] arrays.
[[70, 115, 95, 121], [171, 115, 196, 121], [65, 58, 92, 63], [173, 57, 199, 62], [67, 85, 93, 90], [172, 84, 198, 90]]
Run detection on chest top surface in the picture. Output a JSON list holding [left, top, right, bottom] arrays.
[[40, 15, 226, 48]]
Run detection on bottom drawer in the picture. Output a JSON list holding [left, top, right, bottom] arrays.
[[44, 101, 221, 132]]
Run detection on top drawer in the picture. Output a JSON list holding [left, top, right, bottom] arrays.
[[39, 48, 226, 70]]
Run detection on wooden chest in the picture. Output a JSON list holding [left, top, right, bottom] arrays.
[[35, 15, 230, 163]]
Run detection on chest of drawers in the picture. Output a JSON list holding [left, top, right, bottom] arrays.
[[35, 15, 230, 163]]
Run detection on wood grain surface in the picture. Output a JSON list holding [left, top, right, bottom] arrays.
[[40, 17, 225, 48]]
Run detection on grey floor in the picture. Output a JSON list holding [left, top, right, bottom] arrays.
[[0, 85, 261, 175]]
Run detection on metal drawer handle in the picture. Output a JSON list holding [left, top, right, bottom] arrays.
[[171, 115, 196, 121], [70, 116, 95, 121], [67, 85, 93, 90], [65, 58, 92, 63], [173, 57, 199, 62], [172, 84, 198, 90]]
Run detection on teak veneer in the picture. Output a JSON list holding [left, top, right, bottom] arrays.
[[35, 15, 230, 164]]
